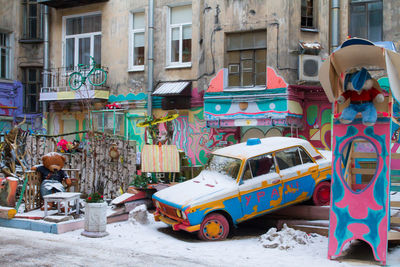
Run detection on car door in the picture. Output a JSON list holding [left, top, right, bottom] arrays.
[[238, 153, 283, 219], [275, 146, 318, 205]]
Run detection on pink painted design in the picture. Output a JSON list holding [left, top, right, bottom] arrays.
[[207, 69, 225, 93], [328, 122, 390, 264], [267, 67, 288, 89]]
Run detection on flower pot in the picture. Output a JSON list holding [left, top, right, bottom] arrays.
[[81, 202, 109, 238]]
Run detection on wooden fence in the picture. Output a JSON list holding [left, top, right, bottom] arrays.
[[24, 132, 136, 199]]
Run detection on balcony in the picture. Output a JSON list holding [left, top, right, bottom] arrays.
[[40, 66, 109, 102], [38, 0, 108, 9]]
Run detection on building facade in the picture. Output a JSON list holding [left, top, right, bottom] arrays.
[[35, 0, 399, 166], [0, 0, 44, 133]]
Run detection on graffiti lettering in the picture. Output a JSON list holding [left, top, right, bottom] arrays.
[[257, 191, 265, 202], [245, 195, 251, 206], [271, 188, 279, 198]]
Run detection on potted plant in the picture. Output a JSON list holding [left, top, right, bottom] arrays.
[[81, 192, 109, 238]]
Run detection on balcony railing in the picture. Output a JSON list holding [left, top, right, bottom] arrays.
[[40, 66, 109, 101], [41, 66, 109, 93], [38, 0, 109, 9]]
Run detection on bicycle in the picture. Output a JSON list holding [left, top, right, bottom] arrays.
[[68, 56, 107, 90]]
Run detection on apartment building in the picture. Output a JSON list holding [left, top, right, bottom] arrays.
[[34, 0, 399, 166], [0, 0, 44, 133]]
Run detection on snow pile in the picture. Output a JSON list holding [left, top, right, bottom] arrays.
[[129, 204, 151, 224], [259, 224, 321, 250]]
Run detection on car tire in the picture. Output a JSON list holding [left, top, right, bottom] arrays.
[[198, 213, 229, 241], [312, 181, 331, 206]]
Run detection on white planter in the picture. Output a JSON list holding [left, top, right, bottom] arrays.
[[81, 202, 109, 238]]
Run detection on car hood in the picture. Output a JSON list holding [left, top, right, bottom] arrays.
[[153, 170, 237, 209]]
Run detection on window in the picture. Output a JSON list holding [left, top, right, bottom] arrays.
[[167, 5, 192, 67], [205, 155, 241, 180], [275, 147, 314, 171], [129, 12, 145, 71], [349, 0, 382, 42], [301, 0, 315, 29], [22, 0, 43, 40], [226, 31, 266, 87], [243, 153, 276, 181], [64, 13, 102, 70], [92, 110, 125, 136], [0, 33, 11, 79], [23, 68, 42, 113]]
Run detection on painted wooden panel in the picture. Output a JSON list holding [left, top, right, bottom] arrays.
[[328, 119, 390, 265]]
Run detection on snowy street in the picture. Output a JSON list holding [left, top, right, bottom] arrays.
[[1, 209, 399, 267]]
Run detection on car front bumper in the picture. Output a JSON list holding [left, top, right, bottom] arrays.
[[154, 211, 200, 233]]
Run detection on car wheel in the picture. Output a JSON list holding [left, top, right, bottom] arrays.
[[198, 213, 229, 241], [312, 181, 331, 206]]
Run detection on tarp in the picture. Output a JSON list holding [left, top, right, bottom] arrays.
[[141, 145, 180, 173], [319, 39, 400, 103]]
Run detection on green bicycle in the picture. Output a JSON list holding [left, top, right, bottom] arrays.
[[68, 56, 107, 90]]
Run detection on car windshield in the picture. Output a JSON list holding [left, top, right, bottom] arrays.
[[205, 154, 241, 180]]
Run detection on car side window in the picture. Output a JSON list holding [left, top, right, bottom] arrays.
[[275, 147, 302, 170], [275, 147, 315, 171], [242, 153, 275, 181], [299, 147, 314, 164]]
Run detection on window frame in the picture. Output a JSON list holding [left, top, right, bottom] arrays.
[[128, 11, 145, 72], [166, 5, 192, 69], [23, 68, 43, 114], [62, 12, 102, 69], [300, 0, 318, 31], [349, 0, 383, 42], [22, 0, 43, 40], [0, 33, 11, 80]]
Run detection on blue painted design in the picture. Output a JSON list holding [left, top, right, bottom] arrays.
[[109, 92, 147, 102], [330, 124, 390, 260], [0, 218, 58, 234]]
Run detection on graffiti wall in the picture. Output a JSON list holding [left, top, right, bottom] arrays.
[[153, 107, 239, 166]]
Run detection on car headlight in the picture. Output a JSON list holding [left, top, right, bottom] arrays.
[[176, 209, 182, 218], [155, 201, 161, 209], [181, 210, 187, 220]]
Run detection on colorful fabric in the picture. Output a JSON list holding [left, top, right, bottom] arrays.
[[141, 145, 180, 173], [341, 87, 381, 102]]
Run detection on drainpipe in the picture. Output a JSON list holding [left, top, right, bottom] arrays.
[[147, 0, 154, 117], [42, 4, 49, 132], [331, 0, 340, 52]]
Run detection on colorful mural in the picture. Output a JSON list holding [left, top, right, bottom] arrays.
[[154, 107, 239, 166]]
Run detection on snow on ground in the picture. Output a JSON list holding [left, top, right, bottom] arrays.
[[1, 205, 400, 266]]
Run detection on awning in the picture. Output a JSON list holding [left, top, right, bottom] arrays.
[[152, 82, 191, 96]]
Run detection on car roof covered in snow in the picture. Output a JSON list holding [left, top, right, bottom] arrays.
[[212, 137, 322, 160]]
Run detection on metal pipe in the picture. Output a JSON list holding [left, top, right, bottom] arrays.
[[331, 0, 340, 51], [42, 4, 49, 131], [147, 0, 154, 117]]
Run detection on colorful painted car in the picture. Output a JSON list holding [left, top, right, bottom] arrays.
[[153, 137, 332, 241]]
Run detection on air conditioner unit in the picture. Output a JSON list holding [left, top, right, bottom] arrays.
[[298, 54, 322, 82]]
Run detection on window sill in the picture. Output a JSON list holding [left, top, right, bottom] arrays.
[[0, 78, 14, 84], [127, 66, 145, 72], [165, 63, 192, 69], [19, 38, 44, 44], [300, 28, 319, 33], [224, 86, 266, 92]]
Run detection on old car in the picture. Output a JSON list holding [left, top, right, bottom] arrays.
[[153, 137, 332, 241]]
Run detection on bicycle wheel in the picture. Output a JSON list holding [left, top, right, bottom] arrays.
[[68, 72, 84, 90], [88, 68, 107, 86]]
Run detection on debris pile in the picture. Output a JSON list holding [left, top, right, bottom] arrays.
[[259, 224, 321, 250], [129, 204, 150, 224]]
